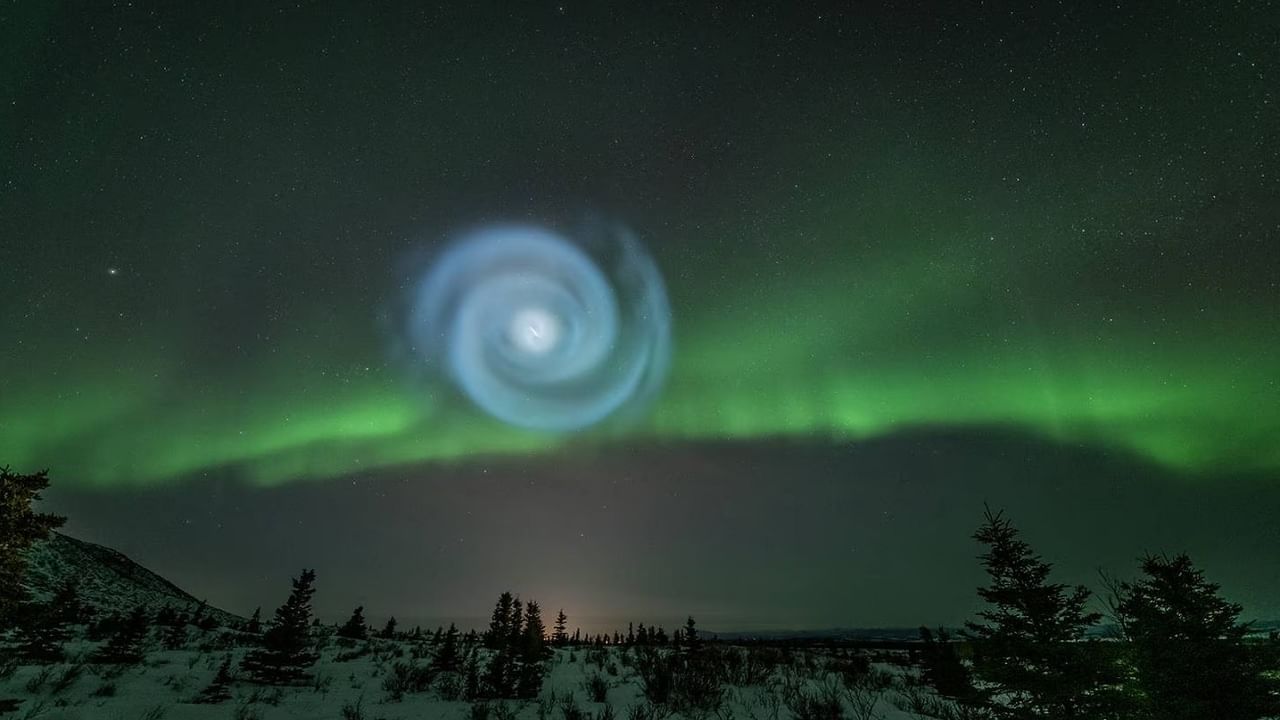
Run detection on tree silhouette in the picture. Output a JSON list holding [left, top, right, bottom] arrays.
[[683, 616, 700, 653], [516, 601, 549, 697], [483, 592, 520, 696], [338, 605, 368, 640], [433, 622, 462, 673], [245, 606, 262, 634], [919, 626, 979, 704], [195, 654, 235, 704], [93, 605, 149, 664], [12, 599, 69, 663], [49, 578, 88, 626], [963, 507, 1113, 719], [1114, 553, 1278, 720], [552, 608, 569, 646], [0, 467, 65, 622], [241, 569, 319, 684], [485, 591, 516, 650]]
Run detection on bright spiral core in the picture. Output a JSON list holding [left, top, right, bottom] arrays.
[[405, 221, 671, 431], [509, 307, 561, 355]]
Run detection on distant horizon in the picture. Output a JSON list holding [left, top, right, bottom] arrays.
[[46, 522, 1280, 638]]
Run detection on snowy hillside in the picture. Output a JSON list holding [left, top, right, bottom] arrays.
[[21, 532, 242, 627]]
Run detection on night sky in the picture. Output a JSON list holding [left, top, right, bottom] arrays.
[[3, 3, 1278, 631]]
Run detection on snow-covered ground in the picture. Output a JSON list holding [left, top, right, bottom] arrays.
[[1, 638, 947, 720]]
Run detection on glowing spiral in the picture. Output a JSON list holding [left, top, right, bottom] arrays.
[[404, 221, 671, 431]]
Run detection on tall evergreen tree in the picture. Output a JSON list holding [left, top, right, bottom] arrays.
[[486, 592, 515, 649], [338, 605, 368, 640], [516, 601, 548, 698], [963, 508, 1112, 719], [0, 467, 65, 623], [381, 616, 398, 639], [433, 622, 462, 673], [506, 598, 524, 651], [484, 592, 520, 696], [1114, 553, 1278, 720], [241, 569, 319, 684], [552, 609, 569, 646]]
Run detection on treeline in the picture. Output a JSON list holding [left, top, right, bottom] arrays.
[[3, 466, 1279, 718]]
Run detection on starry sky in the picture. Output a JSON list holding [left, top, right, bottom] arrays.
[[2, 3, 1278, 630]]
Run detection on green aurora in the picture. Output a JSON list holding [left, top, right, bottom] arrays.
[[3, 4, 1277, 488], [5, 179, 1277, 487]]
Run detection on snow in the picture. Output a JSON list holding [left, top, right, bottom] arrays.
[[1, 640, 939, 720]]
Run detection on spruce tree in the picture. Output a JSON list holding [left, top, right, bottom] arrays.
[[486, 592, 515, 649], [963, 508, 1112, 719], [195, 654, 235, 704], [484, 592, 520, 696], [381, 616, 398, 639], [0, 467, 65, 623], [246, 606, 262, 634], [919, 626, 979, 703], [338, 606, 368, 639], [553, 609, 569, 646], [463, 648, 483, 700], [241, 568, 319, 684], [434, 622, 462, 673], [683, 616, 700, 652], [192, 599, 218, 630], [516, 601, 548, 698], [93, 605, 149, 664], [49, 579, 86, 626], [12, 598, 68, 663], [1114, 553, 1278, 720], [507, 599, 524, 652]]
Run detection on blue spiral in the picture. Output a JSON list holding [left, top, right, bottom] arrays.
[[404, 221, 671, 431]]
